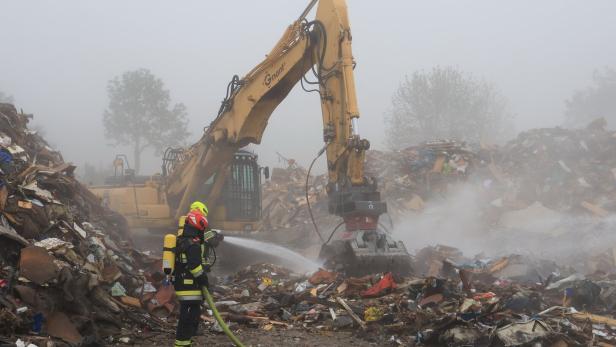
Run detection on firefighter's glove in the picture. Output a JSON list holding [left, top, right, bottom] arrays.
[[196, 274, 209, 288], [205, 229, 224, 248]]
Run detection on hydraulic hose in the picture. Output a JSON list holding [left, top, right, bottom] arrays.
[[202, 287, 246, 347], [305, 145, 327, 244]]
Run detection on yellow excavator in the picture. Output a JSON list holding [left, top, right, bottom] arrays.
[[91, 0, 411, 275], [92, 149, 264, 233]]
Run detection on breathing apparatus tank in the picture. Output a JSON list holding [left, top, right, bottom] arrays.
[[162, 234, 177, 275], [177, 215, 186, 236]]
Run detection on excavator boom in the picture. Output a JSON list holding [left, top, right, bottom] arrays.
[[165, 0, 412, 275]]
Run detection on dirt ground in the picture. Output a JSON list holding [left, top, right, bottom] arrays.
[[127, 328, 381, 347]]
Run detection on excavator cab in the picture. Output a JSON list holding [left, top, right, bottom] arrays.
[[164, 148, 264, 233], [207, 150, 263, 232], [223, 151, 262, 221]]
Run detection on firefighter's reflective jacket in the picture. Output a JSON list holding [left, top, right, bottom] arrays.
[[173, 211, 211, 301]]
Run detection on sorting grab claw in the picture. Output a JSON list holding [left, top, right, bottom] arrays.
[[319, 228, 412, 276]]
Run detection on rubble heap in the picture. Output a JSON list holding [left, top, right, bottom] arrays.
[[363, 122, 616, 221], [366, 140, 477, 218], [261, 160, 336, 233], [491, 118, 616, 216], [204, 246, 616, 346], [261, 140, 477, 232], [0, 104, 170, 346]]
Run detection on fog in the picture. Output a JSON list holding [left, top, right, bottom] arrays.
[[393, 183, 616, 272], [393, 184, 486, 255], [1, 0, 615, 174]]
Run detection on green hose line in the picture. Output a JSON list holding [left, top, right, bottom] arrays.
[[202, 286, 246, 347]]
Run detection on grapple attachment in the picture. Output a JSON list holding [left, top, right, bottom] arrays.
[[323, 181, 412, 276], [319, 229, 412, 276]]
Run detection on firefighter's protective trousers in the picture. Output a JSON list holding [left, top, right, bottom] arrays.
[[173, 235, 210, 346], [174, 300, 201, 346]]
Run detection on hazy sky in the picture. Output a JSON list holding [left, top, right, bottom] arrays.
[[1, 0, 615, 174]]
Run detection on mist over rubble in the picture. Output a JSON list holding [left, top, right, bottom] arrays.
[[393, 184, 486, 255], [392, 182, 616, 273]]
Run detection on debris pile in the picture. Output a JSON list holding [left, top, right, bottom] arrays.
[[360, 122, 616, 229], [260, 140, 478, 232], [366, 140, 477, 218], [206, 248, 616, 346], [179, 120, 616, 346], [490, 118, 616, 217], [261, 159, 336, 233], [0, 104, 170, 345]]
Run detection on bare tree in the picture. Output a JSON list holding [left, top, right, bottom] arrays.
[[565, 67, 616, 128], [103, 69, 189, 173], [0, 91, 14, 103], [385, 66, 513, 149]]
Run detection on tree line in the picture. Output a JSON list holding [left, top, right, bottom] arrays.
[[385, 66, 616, 150], [2, 66, 615, 174]]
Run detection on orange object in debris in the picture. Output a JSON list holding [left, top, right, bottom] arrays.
[[17, 200, 32, 209], [431, 155, 446, 173], [419, 293, 444, 307], [473, 292, 497, 301], [155, 284, 176, 313], [308, 269, 338, 285], [361, 272, 397, 298], [120, 296, 142, 308]]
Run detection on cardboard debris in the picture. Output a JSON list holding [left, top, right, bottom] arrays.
[[19, 246, 59, 285], [495, 321, 550, 346], [46, 311, 82, 345], [0, 104, 168, 344]]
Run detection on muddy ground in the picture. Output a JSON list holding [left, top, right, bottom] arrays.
[[125, 328, 379, 347]]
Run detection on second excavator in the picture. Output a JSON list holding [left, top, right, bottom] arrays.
[[96, 0, 412, 275]]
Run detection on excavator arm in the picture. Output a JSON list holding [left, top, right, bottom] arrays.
[[165, 0, 410, 275], [165, 4, 314, 216]]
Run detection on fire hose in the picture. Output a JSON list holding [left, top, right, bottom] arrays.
[[202, 286, 246, 347]]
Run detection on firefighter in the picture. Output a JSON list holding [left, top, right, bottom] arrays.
[[173, 201, 222, 346]]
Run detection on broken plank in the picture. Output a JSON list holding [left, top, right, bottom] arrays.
[[581, 201, 609, 218], [336, 297, 366, 330], [568, 312, 616, 326]]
